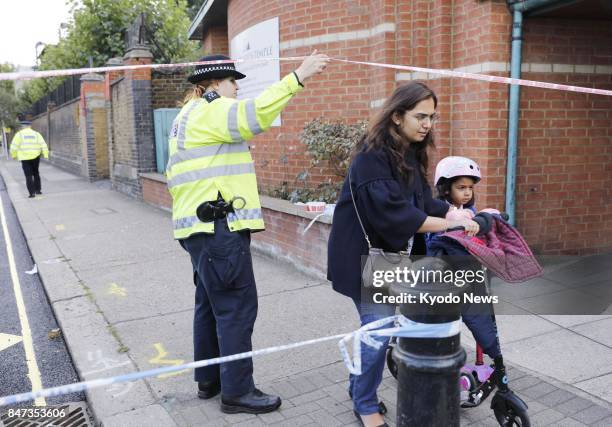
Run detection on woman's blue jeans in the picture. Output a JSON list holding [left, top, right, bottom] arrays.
[[349, 299, 396, 415]]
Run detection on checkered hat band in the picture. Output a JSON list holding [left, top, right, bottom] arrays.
[[194, 65, 236, 76]]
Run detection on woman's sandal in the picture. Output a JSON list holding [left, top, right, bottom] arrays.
[[348, 391, 388, 415], [352, 410, 390, 427]]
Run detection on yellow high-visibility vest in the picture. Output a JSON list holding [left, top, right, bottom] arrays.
[[10, 128, 49, 161], [167, 73, 303, 239]]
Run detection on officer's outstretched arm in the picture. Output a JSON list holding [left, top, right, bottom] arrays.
[[229, 73, 303, 142], [229, 51, 329, 142]]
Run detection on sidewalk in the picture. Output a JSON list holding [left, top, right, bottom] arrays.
[[1, 159, 611, 427]]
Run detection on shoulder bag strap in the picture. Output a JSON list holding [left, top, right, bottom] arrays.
[[348, 168, 414, 254], [348, 169, 372, 249]]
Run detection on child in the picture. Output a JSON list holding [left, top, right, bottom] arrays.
[[429, 156, 507, 390]]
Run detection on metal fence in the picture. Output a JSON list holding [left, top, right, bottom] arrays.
[[29, 74, 81, 117]]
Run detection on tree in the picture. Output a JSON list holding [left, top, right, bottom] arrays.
[[21, 0, 200, 106], [0, 63, 22, 129], [186, 0, 206, 20]]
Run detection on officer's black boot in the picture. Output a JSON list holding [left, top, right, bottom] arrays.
[[197, 380, 221, 399], [220, 388, 281, 414]]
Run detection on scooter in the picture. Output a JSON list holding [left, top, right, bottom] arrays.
[[386, 212, 531, 426]]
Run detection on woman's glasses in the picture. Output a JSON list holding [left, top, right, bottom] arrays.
[[411, 113, 439, 125]]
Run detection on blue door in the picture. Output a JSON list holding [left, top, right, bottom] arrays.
[[153, 108, 180, 174]]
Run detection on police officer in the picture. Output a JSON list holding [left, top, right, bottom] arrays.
[[167, 51, 329, 414], [10, 120, 48, 198]]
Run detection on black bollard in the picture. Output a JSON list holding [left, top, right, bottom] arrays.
[[390, 257, 471, 427]]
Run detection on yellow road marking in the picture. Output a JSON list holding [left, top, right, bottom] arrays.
[[0, 192, 46, 406], [108, 282, 127, 297], [148, 343, 188, 378], [55, 224, 65, 231]]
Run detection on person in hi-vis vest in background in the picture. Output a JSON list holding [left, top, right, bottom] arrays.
[[10, 120, 49, 198], [167, 51, 329, 415]]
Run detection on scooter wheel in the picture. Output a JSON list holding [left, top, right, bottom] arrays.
[[492, 392, 531, 427], [460, 372, 478, 392], [386, 346, 398, 379], [493, 407, 530, 427]]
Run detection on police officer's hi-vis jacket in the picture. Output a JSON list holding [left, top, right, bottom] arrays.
[[10, 128, 49, 161], [167, 73, 303, 239]]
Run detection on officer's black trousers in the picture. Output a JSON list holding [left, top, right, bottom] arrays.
[[21, 156, 41, 196], [180, 219, 257, 397]]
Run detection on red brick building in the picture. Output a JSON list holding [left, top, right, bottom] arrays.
[[185, 0, 612, 258]]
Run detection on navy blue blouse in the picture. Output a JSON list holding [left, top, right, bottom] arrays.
[[327, 146, 449, 300]]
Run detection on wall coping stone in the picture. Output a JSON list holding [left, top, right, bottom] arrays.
[[81, 73, 105, 82], [106, 57, 123, 66], [124, 46, 153, 60], [139, 173, 333, 225]]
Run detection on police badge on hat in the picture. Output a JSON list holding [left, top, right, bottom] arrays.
[[187, 55, 247, 84]]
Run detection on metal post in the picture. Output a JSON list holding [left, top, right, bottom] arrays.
[[395, 323, 465, 426], [505, 8, 523, 226], [390, 258, 469, 427]]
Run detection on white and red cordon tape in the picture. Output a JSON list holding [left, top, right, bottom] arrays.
[[0, 57, 610, 97]]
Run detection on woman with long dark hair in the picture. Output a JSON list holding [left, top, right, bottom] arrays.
[[327, 82, 478, 427]]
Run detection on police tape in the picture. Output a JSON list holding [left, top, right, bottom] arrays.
[[339, 315, 462, 375], [0, 315, 460, 406], [0, 56, 610, 97], [0, 58, 302, 81], [332, 58, 612, 97]]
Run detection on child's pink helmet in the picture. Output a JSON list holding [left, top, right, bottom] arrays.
[[434, 156, 481, 186]]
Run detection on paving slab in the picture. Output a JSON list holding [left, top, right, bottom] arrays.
[[503, 329, 612, 385]]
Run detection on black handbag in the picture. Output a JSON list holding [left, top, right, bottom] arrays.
[[349, 171, 413, 289]]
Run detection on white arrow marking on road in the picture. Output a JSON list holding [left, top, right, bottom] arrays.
[[0, 333, 23, 352], [0, 191, 46, 406]]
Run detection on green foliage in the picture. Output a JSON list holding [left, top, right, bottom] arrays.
[[269, 118, 368, 204], [20, 0, 199, 107], [301, 118, 368, 178], [186, 0, 206, 20], [0, 63, 22, 128]]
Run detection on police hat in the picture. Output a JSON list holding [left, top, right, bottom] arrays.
[[19, 120, 32, 125], [187, 54, 246, 84]]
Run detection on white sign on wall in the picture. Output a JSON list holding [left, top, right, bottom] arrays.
[[230, 17, 281, 126]]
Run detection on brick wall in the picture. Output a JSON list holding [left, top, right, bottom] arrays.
[[222, 0, 516, 201], [203, 26, 229, 55], [151, 69, 191, 109], [109, 52, 156, 198], [217, 0, 611, 254], [516, 18, 612, 254], [47, 100, 82, 175], [141, 173, 172, 211], [252, 204, 330, 276], [80, 74, 109, 181], [227, 0, 386, 194], [30, 99, 83, 176]]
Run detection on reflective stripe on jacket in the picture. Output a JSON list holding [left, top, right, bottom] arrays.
[[10, 128, 49, 161], [167, 73, 303, 239]]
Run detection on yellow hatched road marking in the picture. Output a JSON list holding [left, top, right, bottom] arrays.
[[0, 192, 46, 406]]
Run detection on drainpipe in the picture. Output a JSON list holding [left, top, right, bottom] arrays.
[[505, 8, 523, 225], [504, 0, 577, 225]]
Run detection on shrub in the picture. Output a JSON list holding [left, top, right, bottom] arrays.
[[268, 118, 368, 203]]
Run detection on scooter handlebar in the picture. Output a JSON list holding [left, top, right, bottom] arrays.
[[446, 212, 508, 235]]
